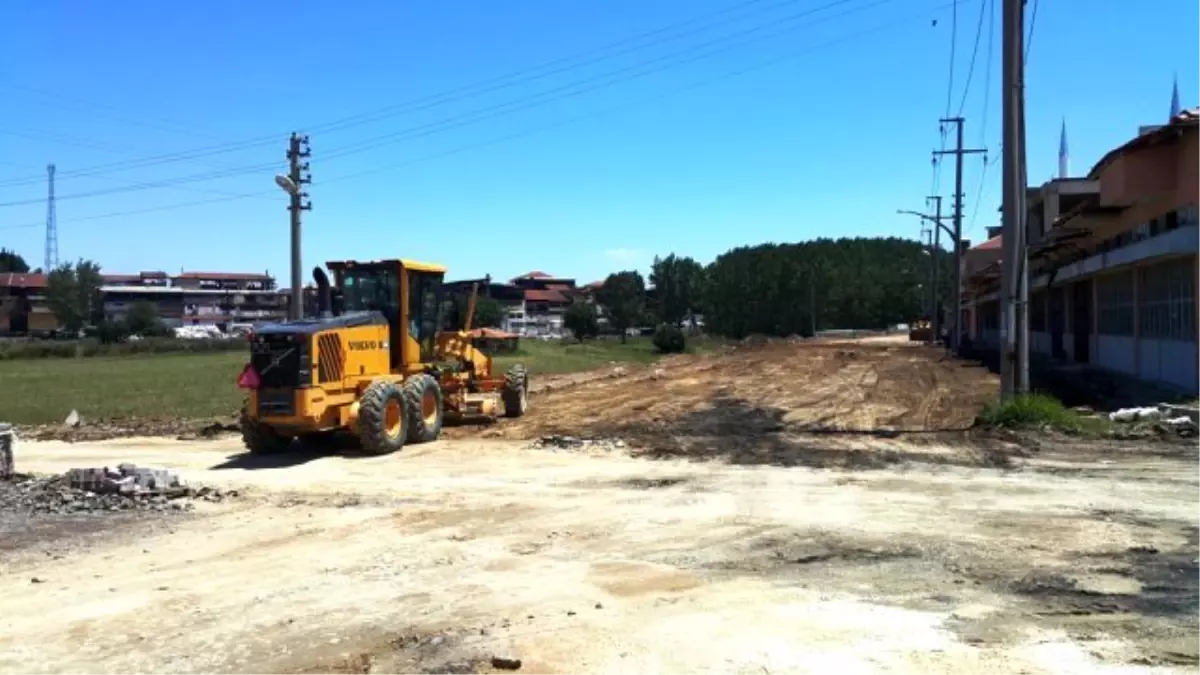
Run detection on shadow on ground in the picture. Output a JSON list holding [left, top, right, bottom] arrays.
[[581, 395, 1022, 470], [958, 347, 1195, 411]]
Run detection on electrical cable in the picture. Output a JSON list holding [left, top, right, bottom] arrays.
[[0, 0, 829, 187], [0, 0, 958, 231], [0, 0, 898, 206], [955, 0, 990, 115]]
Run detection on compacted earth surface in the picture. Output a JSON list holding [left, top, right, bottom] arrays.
[[1, 338, 1196, 674]]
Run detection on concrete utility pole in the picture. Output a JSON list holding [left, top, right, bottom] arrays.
[[898, 206, 953, 343], [927, 194, 943, 338], [286, 133, 312, 321], [1000, 0, 1028, 399], [933, 118, 987, 353]]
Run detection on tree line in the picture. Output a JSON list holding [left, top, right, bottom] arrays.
[[567, 236, 955, 341], [4, 236, 954, 343]]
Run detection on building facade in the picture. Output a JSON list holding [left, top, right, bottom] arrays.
[[961, 109, 1199, 394]]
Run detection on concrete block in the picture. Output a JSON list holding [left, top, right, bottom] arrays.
[[0, 423, 13, 479]]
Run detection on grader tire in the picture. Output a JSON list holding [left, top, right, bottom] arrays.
[[403, 374, 444, 444], [356, 380, 408, 456], [239, 402, 292, 455], [502, 364, 529, 418]]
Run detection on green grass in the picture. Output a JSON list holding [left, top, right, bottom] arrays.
[[977, 393, 1109, 435], [0, 336, 692, 426]]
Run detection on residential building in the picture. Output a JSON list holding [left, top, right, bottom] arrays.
[[443, 272, 579, 337], [960, 107, 1198, 394], [101, 270, 285, 330], [0, 272, 54, 334]]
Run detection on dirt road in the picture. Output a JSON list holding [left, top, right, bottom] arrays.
[[1, 340, 1196, 673], [2, 434, 1196, 674]]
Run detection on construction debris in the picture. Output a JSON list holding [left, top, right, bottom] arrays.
[[0, 424, 13, 479], [1, 466, 238, 516], [531, 435, 626, 451]]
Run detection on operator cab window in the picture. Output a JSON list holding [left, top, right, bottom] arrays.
[[340, 268, 400, 321], [407, 271, 444, 361]]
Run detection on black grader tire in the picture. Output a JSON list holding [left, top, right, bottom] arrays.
[[356, 380, 408, 456], [239, 401, 292, 455], [502, 364, 529, 418], [403, 374, 444, 444]]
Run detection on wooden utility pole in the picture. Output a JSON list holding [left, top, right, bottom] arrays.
[[286, 133, 312, 321], [927, 194, 943, 338], [934, 118, 986, 353], [1000, 0, 1029, 398]]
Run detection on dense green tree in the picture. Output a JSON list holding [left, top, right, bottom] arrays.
[[124, 300, 171, 337], [0, 248, 29, 273], [596, 270, 646, 343], [563, 301, 600, 342], [445, 293, 504, 330], [44, 259, 103, 334], [697, 237, 951, 339], [649, 253, 705, 326]]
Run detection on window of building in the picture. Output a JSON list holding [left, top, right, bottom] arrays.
[[1096, 270, 1135, 336], [1178, 204, 1198, 229], [1030, 291, 1047, 332], [1139, 256, 1197, 341]]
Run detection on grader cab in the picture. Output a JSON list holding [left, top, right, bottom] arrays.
[[236, 258, 527, 455]]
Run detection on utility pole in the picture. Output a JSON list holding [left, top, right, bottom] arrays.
[[286, 133, 312, 321], [1001, 0, 1028, 398], [926, 195, 943, 338], [44, 164, 58, 272], [934, 118, 986, 354], [898, 206, 953, 344]]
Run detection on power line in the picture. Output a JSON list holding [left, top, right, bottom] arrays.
[[0, 0, 957, 232], [1024, 0, 1039, 62], [955, 0, 990, 115], [0, 0, 830, 188], [0, 0, 900, 206]]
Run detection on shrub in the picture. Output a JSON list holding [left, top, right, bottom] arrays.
[[977, 393, 1082, 431], [0, 336, 248, 361], [652, 323, 686, 354]]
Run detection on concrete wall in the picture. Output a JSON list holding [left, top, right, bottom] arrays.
[[1030, 331, 1050, 355], [1095, 335, 1138, 376], [1138, 338, 1200, 393]]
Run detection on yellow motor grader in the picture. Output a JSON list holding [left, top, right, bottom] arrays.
[[236, 258, 527, 455]]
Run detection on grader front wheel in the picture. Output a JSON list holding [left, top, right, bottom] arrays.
[[502, 364, 529, 418], [356, 380, 408, 455], [403, 374, 444, 443]]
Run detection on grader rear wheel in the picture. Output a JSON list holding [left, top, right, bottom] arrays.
[[356, 380, 408, 455], [502, 364, 529, 418], [238, 401, 292, 455], [403, 374, 444, 443]]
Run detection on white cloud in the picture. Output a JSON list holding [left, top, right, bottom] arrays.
[[602, 248, 645, 265]]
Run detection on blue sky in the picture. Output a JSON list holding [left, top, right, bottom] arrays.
[[1, 0, 1196, 286]]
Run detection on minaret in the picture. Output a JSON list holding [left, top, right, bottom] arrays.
[[1058, 118, 1069, 179], [1169, 75, 1181, 119]]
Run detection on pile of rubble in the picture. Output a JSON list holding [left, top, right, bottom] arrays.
[[0, 463, 239, 516], [530, 435, 627, 452], [1107, 405, 1198, 438]]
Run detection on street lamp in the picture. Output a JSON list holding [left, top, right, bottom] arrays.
[[274, 174, 300, 196]]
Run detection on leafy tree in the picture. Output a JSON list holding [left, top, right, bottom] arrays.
[[650, 253, 706, 326], [596, 270, 646, 343], [563, 301, 599, 342], [0, 248, 29, 273], [652, 323, 686, 353], [44, 259, 103, 334], [124, 300, 171, 336], [446, 292, 504, 330], [692, 237, 945, 339]]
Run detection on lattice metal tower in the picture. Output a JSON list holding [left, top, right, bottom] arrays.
[[45, 163, 58, 271]]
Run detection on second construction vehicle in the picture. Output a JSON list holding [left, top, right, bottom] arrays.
[[236, 258, 528, 455]]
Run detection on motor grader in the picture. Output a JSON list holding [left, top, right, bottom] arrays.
[[236, 258, 528, 455]]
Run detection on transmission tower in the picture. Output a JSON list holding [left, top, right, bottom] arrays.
[[45, 163, 59, 271]]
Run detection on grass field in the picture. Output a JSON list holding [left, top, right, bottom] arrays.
[[0, 337, 695, 426]]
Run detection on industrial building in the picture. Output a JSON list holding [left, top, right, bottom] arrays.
[[961, 107, 1198, 394]]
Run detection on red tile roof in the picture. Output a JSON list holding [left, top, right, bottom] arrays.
[[513, 271, 553, 280], [0, 272, 47, 289], [176, 271, 272, 280], [971, 235, 1002, 251], [524, 288, 568, 303], [584, 281, 604, 289], [466, 327, 519, 339]]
